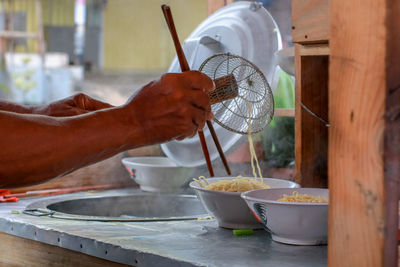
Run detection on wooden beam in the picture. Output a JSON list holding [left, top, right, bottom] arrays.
[[274, 108, 295, 117], [298, 43, 329, 56], [294, 43, 329, 188], [329, 0, 399, 265], [0, 232, 131, 267], [292, 0, 329, 43]]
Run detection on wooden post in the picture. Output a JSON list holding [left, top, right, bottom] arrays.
[[385, 1, 400, 265], [292, 0, 330, 188], [329, 0, 400, 266], [294, 44, 329, 188]]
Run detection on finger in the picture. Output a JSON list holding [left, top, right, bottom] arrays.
[[207, 111, 214, 121], [192, 101, 212, 122], [86, 98, 114, 111], [175, 128, 194, 141], [187, 90, 213, 121], [183, 71, 215, 93], [188, 130, 198, 138], [61, 97, 76, 108], [77, 94, 113, 111], [52, 107, 86, 117], [187, 90, 211, 111], [176, 128, 198, 140], [175, 135, 186, 141], [81, 96, 86, 110], [188, 105, 207, 131], [72, 94, 86, 110]]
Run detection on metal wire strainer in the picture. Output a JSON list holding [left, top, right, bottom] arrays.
[[200, 53, 274, 134]]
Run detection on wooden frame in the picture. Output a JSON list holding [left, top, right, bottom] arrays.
[[293, 0, 399, 265], [292, 0, 329, 43], [294, 43, 329, 188], [328, 0, 399, 266]]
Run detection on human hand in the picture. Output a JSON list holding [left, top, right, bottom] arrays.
[[33, 93, 113, 117], [124, 71, 214, 144]]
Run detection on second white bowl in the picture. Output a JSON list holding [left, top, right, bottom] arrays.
[[189, 177, 299, 229], [241, 188, 329, 245]]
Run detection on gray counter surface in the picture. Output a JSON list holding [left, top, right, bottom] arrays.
[[0, 189, 326, 267]]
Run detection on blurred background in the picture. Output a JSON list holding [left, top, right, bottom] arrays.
[[0, 0, 211, 106], [0, 0, 295, 190]]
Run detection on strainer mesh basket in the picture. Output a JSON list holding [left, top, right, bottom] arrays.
[[200, 53, 274, 134]]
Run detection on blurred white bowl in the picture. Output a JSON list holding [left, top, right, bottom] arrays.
[[121, 157, 195, 193], [241, 188, 328, 245], [276, 46, 294, 76], [189, 177, 299, 229]]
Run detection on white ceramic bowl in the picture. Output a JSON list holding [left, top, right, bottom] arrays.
[[241, 188, 328, 245], [189, 177, 299, 229], [121, 157, 195, 193]]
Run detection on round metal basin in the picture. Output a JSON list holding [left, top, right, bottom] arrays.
[[24, 193, 208, 222]]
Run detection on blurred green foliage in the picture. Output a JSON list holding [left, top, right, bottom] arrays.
[[262, 71, 295, 168]]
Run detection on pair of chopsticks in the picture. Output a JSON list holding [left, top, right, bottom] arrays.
[[161, 5, 231, 177]]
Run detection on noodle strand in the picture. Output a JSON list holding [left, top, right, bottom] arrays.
[[277, 191, 328, 203], [192, 101, 266, 192], [246, 101, 262, 181]]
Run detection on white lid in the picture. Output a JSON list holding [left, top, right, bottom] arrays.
[[161, 1, 282, 167]]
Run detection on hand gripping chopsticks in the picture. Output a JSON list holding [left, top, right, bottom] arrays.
[[161, 5, 231, 176]]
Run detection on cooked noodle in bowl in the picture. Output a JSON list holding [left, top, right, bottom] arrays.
[[189, 102, 299, 229], [241, 188, 329, 245], [277, 191, 328, 203], [193, 175, 270, 192]]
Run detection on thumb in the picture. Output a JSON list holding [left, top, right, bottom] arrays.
[[77, 94, 113, 111]]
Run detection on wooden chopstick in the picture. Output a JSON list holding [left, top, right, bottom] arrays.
[[197, 128, 215, 177], [207, 121, 231, 175], [162, 4, 221, 177], [161, 5, 190, 71]]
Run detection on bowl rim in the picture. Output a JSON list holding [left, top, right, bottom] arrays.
[[121, 156, 190, 168], [189, 177, 300, 196], [241, 188, 329, 206]]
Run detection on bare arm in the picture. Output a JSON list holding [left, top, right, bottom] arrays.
[[0, 93, 113, 116], [0, 71, 214, 188], [0, 107, 135, 187]]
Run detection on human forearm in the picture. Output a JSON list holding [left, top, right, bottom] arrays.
[[0, 71, 214, 188], [0, 107, 141, 187]]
